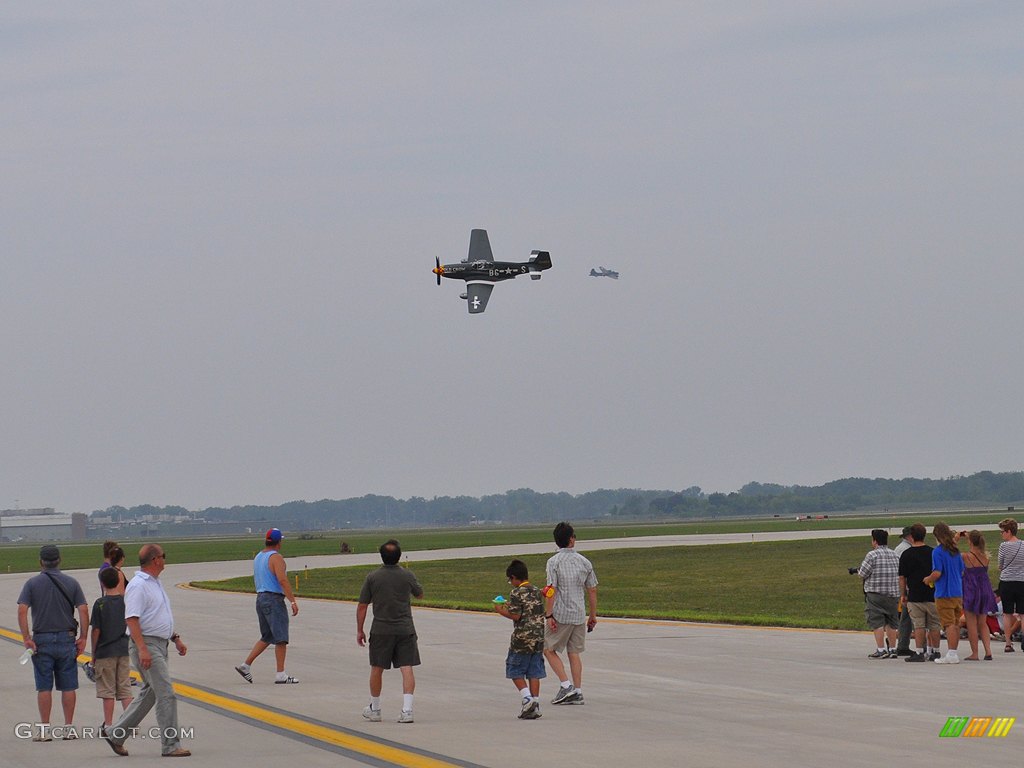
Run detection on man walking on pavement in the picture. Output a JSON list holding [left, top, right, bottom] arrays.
[[235, 528, 300, 684], [103, 543, 191, 757], [543, 522, 598, 706]]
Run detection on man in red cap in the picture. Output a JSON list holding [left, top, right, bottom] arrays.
[[235, 528, 300, 684]]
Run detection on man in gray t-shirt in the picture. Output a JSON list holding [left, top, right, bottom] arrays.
[[17, 545, 89, 739], [356, 539, 423, 723]]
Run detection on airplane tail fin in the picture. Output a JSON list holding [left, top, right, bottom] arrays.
[[529, 250, 552, 270]]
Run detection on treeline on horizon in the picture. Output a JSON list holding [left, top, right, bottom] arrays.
[[89, 470, 1024, 528]]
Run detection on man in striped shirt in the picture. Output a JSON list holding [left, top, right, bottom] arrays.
[[543, 522, 598, 705], [858, 529, 901, 658]]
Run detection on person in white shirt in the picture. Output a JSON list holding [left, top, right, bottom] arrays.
[[892, 527, 915, 655], [102, 544, 191, 758], [543, 522, 598, 706]]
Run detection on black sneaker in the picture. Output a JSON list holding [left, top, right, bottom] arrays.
[[928, 651, 942, 661], [905, 652, 927, 662], [868, 650, 888, 658]]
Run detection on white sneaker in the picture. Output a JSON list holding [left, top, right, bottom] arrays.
[[397, 710, 414, 724], [934, 654, 961, 664], [362, 706, 382, 722]]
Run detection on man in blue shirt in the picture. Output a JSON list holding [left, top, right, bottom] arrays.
[[235, 528, 300, 685]]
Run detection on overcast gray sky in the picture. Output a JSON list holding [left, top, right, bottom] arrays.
[[3, 2, 1022, 514]]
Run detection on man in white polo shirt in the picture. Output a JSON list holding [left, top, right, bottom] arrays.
[[102, 543, 190, 758]]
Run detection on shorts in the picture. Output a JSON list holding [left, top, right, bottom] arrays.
[[257, 592, 289, 645], [544, 621, 587, 654], [505, 651, 546, 680], [907, 601, 941, 633], [935, 597, 964, 628], [998, 580, 1024, 615], [94, 655, 133, 701], [368, 633, 420, 669], [864, 593, 899, 630], [31, 631, 78, 692]]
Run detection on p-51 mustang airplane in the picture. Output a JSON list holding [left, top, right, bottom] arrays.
[[589, 266, 619, 279], [433, 229, 552, 314]]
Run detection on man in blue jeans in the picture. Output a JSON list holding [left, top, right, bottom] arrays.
[[17, 544, 89, 741]]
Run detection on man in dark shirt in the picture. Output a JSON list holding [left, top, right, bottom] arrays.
[[899, 523, 941, 661], [356, 539, 423, 724], [16, 545, 89, 740]]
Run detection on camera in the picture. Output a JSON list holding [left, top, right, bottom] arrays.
[[848, 567, 859, 575]]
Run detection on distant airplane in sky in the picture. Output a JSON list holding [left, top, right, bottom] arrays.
[[589, 266, 619, 279], [433, 229, 552, 314]]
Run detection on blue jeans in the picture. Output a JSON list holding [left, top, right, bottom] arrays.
[[257, 592, 289, 644], [31, 631, 78, 692]]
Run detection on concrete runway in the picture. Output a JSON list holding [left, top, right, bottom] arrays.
[[1, 533, 1019, 767]]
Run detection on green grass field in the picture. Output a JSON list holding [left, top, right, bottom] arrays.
[[0, 508, 1004, 574], [192, 536, 997, 631], [5, 514, 1007, 630]]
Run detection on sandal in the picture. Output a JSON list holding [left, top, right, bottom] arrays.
[[1005, 645, 1015, 653]]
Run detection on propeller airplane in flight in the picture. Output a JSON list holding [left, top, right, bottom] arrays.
[[433, 229, 552, 314]]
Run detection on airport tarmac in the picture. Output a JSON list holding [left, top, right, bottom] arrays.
[[1, 533, 1018, 767]]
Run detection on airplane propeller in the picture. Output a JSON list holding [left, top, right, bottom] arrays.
[[433, 256, 444, 285]]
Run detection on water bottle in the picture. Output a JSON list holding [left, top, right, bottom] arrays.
[[18, 648, 34, 665]]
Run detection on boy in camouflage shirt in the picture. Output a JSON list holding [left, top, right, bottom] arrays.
[[493, 559, 546, 719]]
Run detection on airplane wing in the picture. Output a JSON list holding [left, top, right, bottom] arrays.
[[468, 229, 494, 262], [465, 282, 493, 314]]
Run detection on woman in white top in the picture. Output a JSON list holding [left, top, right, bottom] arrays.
[[996, 518, 1024, 652]]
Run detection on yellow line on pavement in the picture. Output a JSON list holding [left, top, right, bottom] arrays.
[[2, 626, 469, 768], [178, 682, 459, 768]]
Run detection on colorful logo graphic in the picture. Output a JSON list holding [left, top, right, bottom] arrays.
[[940, 717, 1015, 738]]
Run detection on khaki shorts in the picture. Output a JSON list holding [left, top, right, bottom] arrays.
[[935, 597, 964, 628], [907, 601, 941, 632], [94, 656, 132, 701], [544, 621, 587, 654]]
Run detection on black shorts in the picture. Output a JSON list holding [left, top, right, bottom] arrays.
[[999, 580, 1024, 615], [368, 633, 420, 669]]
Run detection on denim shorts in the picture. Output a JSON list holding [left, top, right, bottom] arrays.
[[505, 651, 546, 680], [32, 631, 78, 692], [257, 592, 290, 644]]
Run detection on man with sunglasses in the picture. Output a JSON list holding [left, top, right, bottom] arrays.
[[103, 544, 191, 758]]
